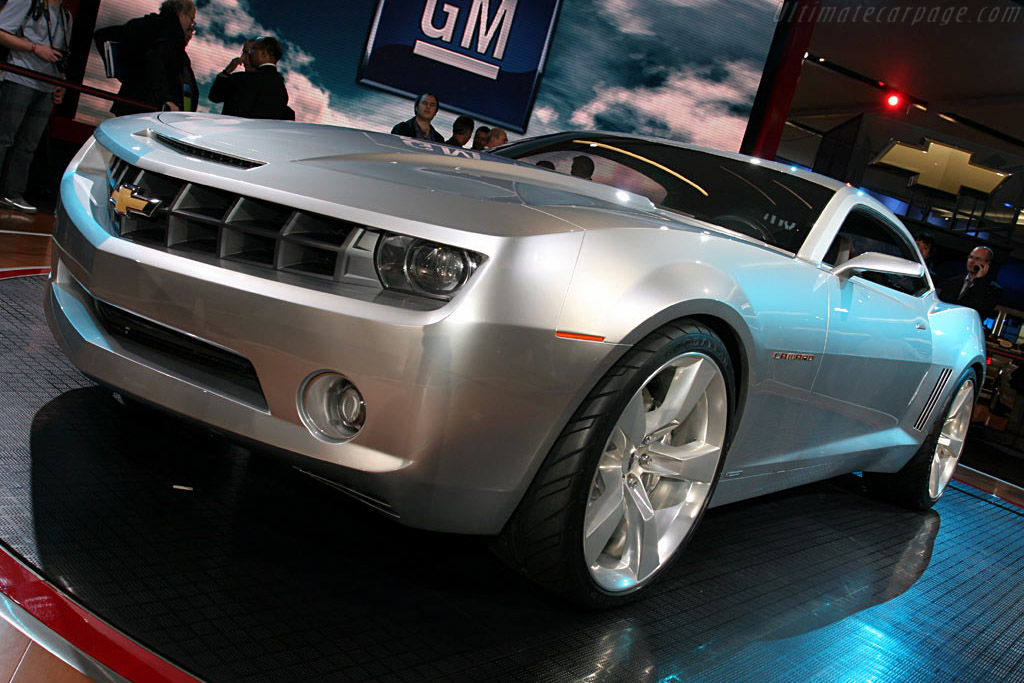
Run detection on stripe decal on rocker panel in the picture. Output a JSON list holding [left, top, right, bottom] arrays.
[[915, 368, 952, 431]]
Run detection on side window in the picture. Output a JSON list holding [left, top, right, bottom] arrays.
[[824, 209, 928, 296]]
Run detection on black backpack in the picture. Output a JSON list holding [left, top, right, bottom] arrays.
[[93, 13, 162, 83], [92, 23, 124, 79]]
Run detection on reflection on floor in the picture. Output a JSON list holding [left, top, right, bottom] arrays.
[[1, 274, 1023, 682], [0, 618, 91, 683], [0, 211, 97, 682], [0, 209, 52, 279]]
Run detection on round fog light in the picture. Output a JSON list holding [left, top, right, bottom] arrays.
[[299, 372, 365, 442]]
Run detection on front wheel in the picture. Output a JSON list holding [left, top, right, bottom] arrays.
[[493, 320, 734, 607], [864, 369, 976, 509]]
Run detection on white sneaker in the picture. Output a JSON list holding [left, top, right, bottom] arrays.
[[0, 196, 37, 213]]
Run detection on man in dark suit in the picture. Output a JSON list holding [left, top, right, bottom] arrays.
[[938, 246, 1003, 320], [111, 0, 197, 115], [209, 36, 291, 120]]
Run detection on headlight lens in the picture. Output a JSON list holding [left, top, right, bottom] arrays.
[[376, 234, 484, 299]]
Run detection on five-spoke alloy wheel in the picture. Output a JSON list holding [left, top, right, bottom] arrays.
[[585, 352, 727, 592], [494, 319, 733, 607], [863, 369, 977, 510], [927, 376, 974, 500]]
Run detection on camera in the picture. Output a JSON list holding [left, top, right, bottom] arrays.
[[55, 54, 68, 73]]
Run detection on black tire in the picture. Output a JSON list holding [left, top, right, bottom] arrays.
[[492, 319, 735, 607], [864, 368, 977, 510]]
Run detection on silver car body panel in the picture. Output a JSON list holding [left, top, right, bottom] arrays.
[[47, 114, 986, 533]]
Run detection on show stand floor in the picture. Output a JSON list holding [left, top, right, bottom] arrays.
[[2, 275, 1023, 682]]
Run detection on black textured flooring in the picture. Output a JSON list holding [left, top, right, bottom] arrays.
[[3, 275, 1024, 682]]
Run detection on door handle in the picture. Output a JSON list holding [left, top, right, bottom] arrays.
[[916, 322, 927, 330]]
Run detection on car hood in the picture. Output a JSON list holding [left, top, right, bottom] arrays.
[[94, 113, 701, 239]]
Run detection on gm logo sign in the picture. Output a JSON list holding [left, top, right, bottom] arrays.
[[360, 0, 562, 133]]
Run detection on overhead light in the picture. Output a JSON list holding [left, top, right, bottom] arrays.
[[885, 93, 901, 108], [914, 103, 928, 111], [939, 113, 957, 123]]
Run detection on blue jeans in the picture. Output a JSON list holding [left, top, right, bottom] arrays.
[[0, 81, 53, 199]]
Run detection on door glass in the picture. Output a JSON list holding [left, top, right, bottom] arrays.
[[824, 209, 928, 295]]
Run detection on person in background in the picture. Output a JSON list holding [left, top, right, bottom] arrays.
[[0, 0, 72, 213], [391, 93, 444, 142], [536, 160, 555, 170], [937, 246, 1003, 321], [472, 125, 490, 150], [111, 0, 197, 115], [915, 232, 936, 275], [209, 36, 291, 120], [446, 114, 475, 147], [180, 11, 198, 113], [571, 155, 594, 179], [240, 38, 256, 71], [485, 126, 507, 148], [212, 37, 256, 75]]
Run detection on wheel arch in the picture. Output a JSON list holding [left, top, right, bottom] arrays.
[[614, 300, 754, 431], [970, 360, 986, 388]]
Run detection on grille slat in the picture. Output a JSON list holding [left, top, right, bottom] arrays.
[[107, 159, 383, 290]]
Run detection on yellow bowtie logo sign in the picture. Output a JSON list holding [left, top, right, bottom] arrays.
[[874, 140, 1009, 196]]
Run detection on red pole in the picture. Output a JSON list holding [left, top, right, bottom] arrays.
[[740, 0, 819, 160]]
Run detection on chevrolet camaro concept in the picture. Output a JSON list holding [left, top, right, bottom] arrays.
[[47, 114, 985, 606]]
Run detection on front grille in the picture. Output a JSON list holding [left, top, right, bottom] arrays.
[[107, 158, 382, 290], [95, 299, 268, 410]]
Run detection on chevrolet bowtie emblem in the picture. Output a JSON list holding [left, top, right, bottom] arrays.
[[873, 140, 1009, 196], [110, 184, 161, 218]]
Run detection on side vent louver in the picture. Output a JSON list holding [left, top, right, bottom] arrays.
[[915, 368, 952, 431]]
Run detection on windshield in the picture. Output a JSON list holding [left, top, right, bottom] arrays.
[[496, 134, 836, 253]]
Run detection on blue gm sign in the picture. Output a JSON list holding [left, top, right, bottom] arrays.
[[360, 0, 562, 133]]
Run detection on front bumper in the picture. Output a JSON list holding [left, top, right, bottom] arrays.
[[46, 138, 614, 534]]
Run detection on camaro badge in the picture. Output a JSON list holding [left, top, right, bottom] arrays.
[[773, 352, 815, 361], [110, 184, 161, 218]]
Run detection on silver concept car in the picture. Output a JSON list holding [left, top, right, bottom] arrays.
[[47, 113, 985, 606]]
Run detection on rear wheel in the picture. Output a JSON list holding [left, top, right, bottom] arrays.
[[864, 369, 976, 509], [494, 320, 734, 607]]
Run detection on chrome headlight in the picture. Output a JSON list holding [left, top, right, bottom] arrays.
[[376, 234, 484, 299]]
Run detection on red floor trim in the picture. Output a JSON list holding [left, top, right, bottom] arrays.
[[0, 546, 202, 683], [0, 267, 50, 280], [953, 476, 1024, 510], [953, 465, 1024, 510]]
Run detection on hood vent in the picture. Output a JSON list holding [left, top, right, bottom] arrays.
[[151, 132, 265, 169]]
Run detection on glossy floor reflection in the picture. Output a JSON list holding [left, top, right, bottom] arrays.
[[3, 275, 1024, 682], [0, 210, 52, 278]]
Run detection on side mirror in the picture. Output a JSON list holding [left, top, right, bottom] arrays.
[[832, 252, 925, 280]]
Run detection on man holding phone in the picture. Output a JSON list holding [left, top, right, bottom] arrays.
[[938, 246, 1004, 321]]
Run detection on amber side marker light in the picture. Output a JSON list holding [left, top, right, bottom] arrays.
[[556, 331, 606, 342]]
